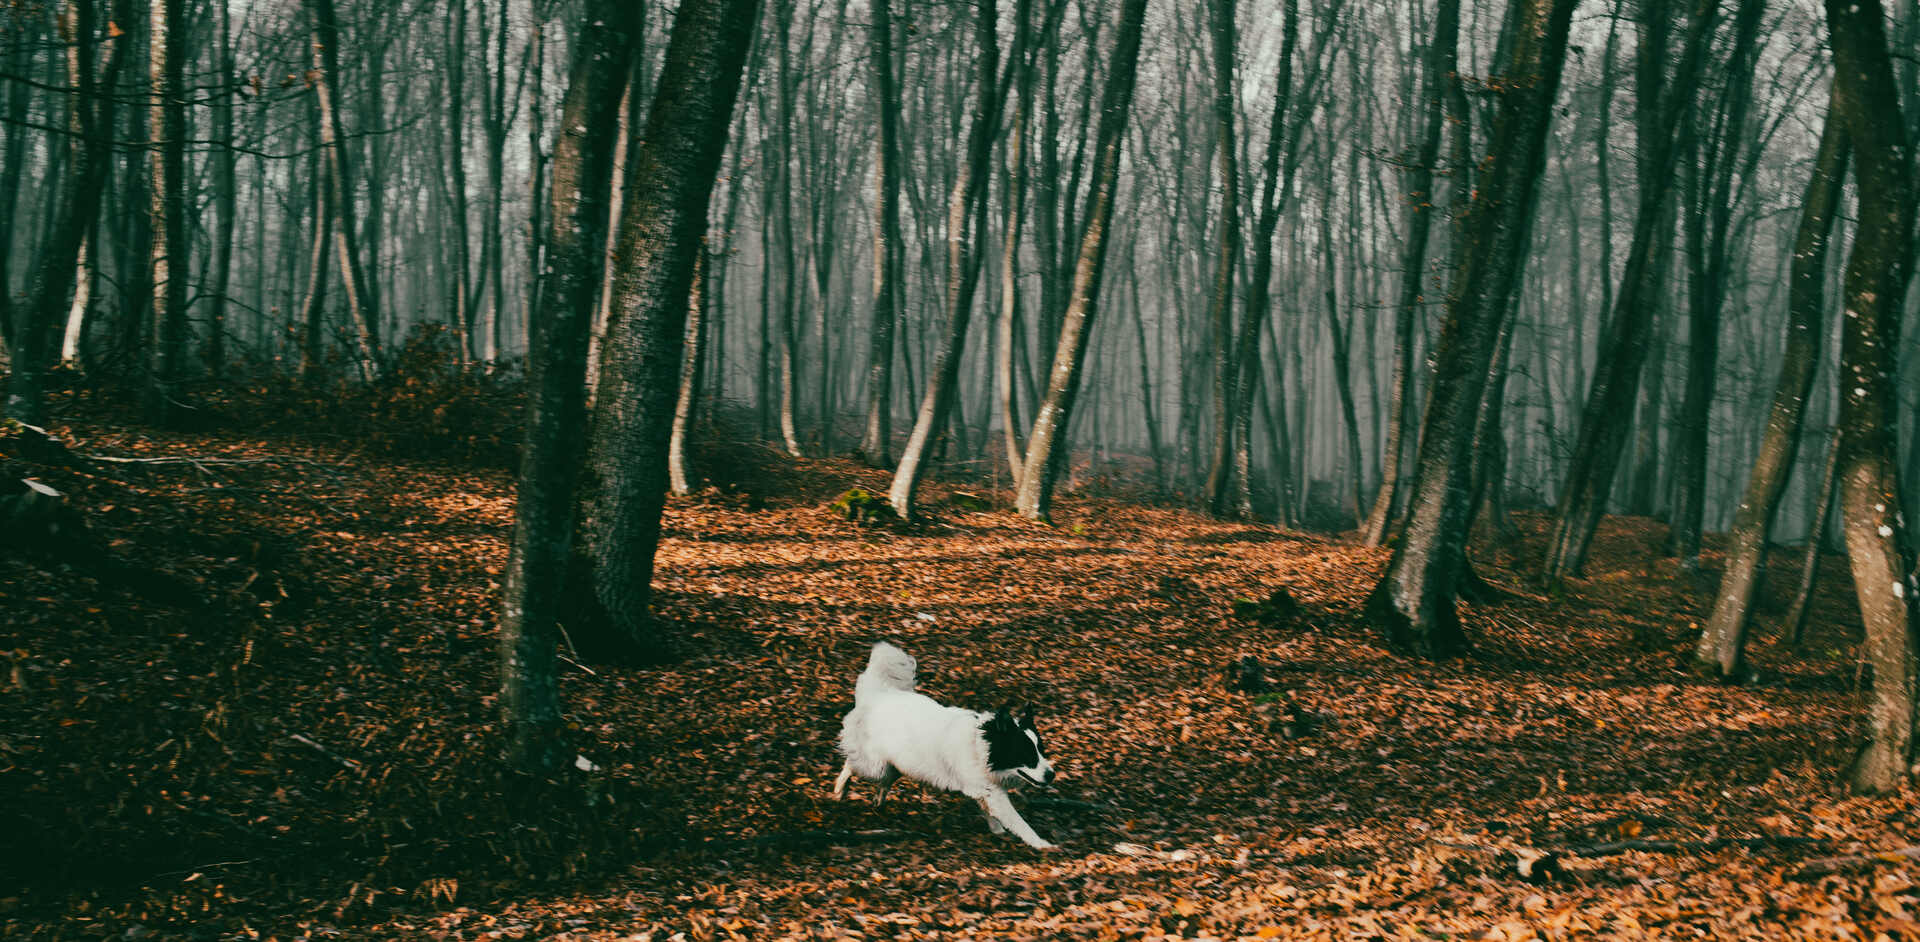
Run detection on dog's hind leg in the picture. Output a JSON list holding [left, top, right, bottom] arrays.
[[979, 788, 1056, 850], [832, 759, 855, 800], [874, 765, 901, 805]]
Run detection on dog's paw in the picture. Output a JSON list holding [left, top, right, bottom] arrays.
[[1031, 841, 1061, 852]]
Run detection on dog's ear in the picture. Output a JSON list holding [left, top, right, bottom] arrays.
[[1018, 703, 1036, 725]]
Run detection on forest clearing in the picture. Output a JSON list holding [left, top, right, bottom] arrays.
[[2, 398, 1915, 940]]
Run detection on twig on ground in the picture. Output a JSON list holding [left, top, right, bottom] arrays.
[[289, 733, 362, 772], [1792, 845, 1920, 879]]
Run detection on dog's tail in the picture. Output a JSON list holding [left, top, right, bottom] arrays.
[[855, 641, 918, 703]]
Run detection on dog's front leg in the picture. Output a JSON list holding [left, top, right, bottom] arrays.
[[976, 797, 1007, 834], [832, 760, 855, 799], [979, 788, 1055, 850]]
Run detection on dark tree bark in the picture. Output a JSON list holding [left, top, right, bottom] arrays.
[[1200, 0, 1241, 518], [1362, 0, 1578, 658], [1692, 97, 1847, 680], [860, 0, 905, 466], [1013, 0, 1149, 522], [569, 0, 761, 662], [4, 0, 130, 424], [498, 0, 636, 774], [1543, 0, 1721, 587], [1362, 0, 1460, 547], [1824, 0, 1919, 795], [1670, 0, 1766, 566]]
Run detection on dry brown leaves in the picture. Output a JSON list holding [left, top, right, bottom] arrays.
[[2, 407, 1916, 941]]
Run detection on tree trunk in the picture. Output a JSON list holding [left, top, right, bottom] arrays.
[[1692, 97, 1847, 680], [1670, 0, 1766, 566], [569, 0, 760, 662], [143, 0, 188, 424], [1362, 0, 1578, 658], [668, 249, 709, 496], [887, 0, 1001, 519], [307, 0, 381, 379], [1200, 0, 1241, 518], [861, 0, 905, 466], [1013, 0, 1149, 523], [1785, 422, 1843, 645], [1363, 0, 1460, 546], [498, 0, 635, 774], [1825, 0, 1919, 795], [5, 0, 129, 424], [1543, 0, 1720, 588]]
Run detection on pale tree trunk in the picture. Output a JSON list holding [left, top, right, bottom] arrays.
[[668, 248, 709, 496], [59, 233, 93, 365], [144, 0, 188, 424], [498, 0, 635, 774], [773, 3, 802, 457], [569, 0, 760, 662], [1362, 0, 1577, 658], [1363, 0, 1460, 546], [1693, 98, 1846, 680], [307, 0, 381, 379], [1013, 0, 1149, 523], [1825, 0, 1919, 795], [887, 0, 1001, 519], [299, 153, 335, 383]]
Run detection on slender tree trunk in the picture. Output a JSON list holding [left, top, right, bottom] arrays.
[[207, 0, 236, 375], [1362, 0, 1577, 658], [498, 0, 635, 774], [307, 0, 381, 379], [569, 0, 760, 661], [1363, 0, 1460, 545], [1693, 99, 1847, 679], [1543, 0, 1720, 587], [299, 157, 336, 382], [144, 0, 188, 423], [4, 0, 128, 424], [888, 0, 1001, 519], [668, 248, 709, 495], [1200, 0, 1242, 518], [773, 3, 802, 457], [1014, 0, 1149, 522], [1786, 422, 1843, 645], [861, 0, 905, 466], [1825, 0, 1919, 794]]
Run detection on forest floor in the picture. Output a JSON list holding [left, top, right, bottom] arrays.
[[4, 397, 1919, 941]]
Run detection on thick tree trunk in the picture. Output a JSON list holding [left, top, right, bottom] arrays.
[[1013, 0, 1149, 523], [1362, 0, 1577, 658], [1693, 100, 1847, 680], [1824, 0, 1919, 795], [498, 0, 635, 774], [1543, 0, 1720, 587], [569, 0, 760, 662]]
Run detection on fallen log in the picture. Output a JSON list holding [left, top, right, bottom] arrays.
[[1792, 845, 1920, 879]]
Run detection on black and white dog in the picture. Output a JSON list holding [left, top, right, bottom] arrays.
[[831, 642, 1060, 850]]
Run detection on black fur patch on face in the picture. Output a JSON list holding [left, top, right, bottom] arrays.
[[983, 710, 1042, 772]]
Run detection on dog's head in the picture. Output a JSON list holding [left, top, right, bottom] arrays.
[[983, 705, 1056, 787]]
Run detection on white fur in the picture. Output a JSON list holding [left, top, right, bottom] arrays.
[[832, 642, 1058, 850]]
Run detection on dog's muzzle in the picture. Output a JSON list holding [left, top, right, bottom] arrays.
[[1018, 768, 1056, 788]]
